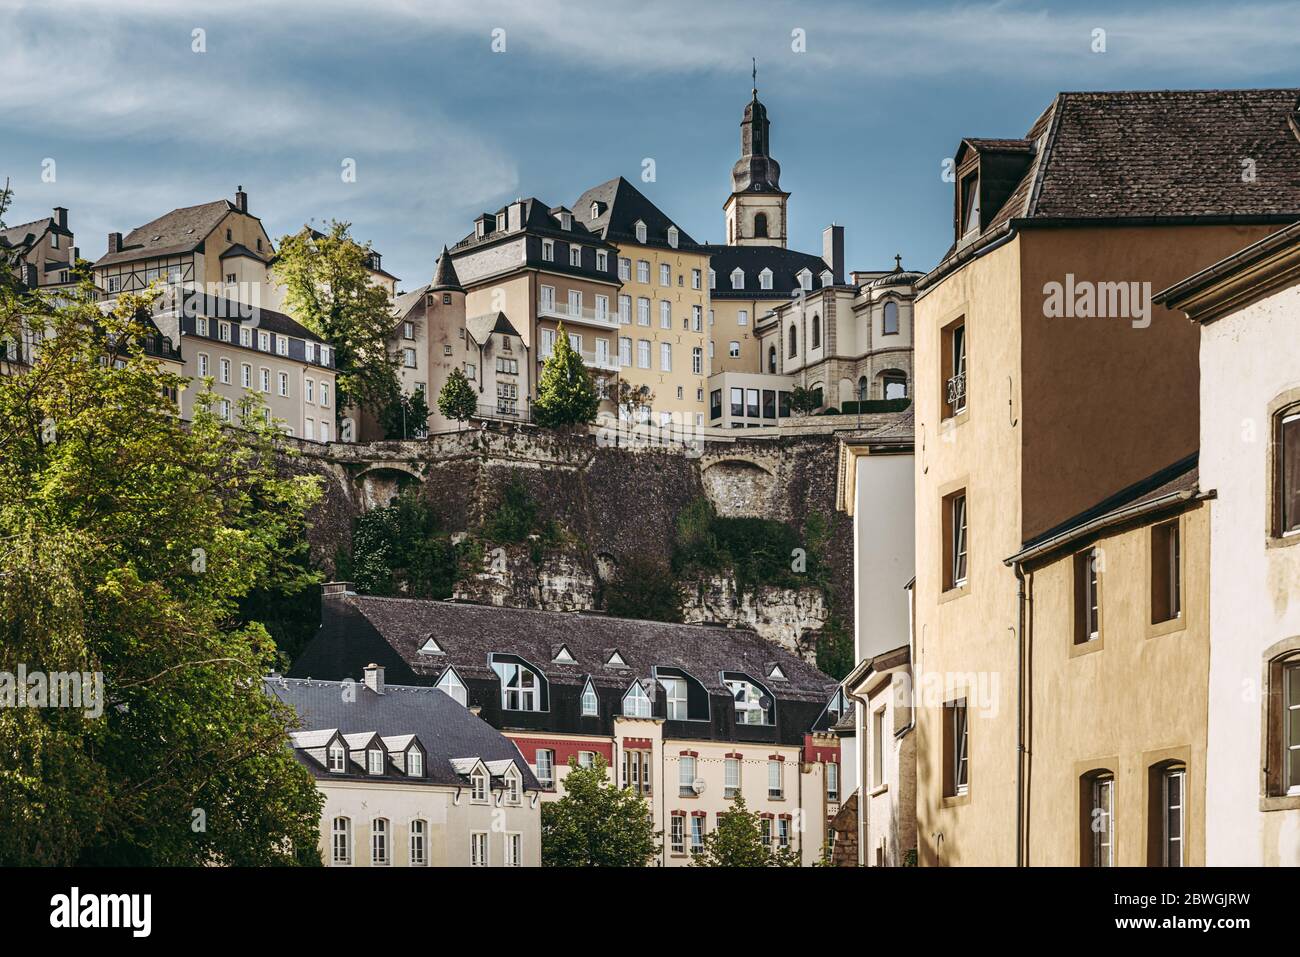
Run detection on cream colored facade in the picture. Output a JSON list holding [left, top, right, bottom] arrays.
[[313, 777, 540, 867]]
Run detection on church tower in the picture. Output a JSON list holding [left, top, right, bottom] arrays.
[[724, 63, 789, 248]]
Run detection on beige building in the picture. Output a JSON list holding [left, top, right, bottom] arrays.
[[1, 205, 78, 291], [268, 670, 542, 867], [1157, 221, 1300, 865], [912, 88, 1300, 866]]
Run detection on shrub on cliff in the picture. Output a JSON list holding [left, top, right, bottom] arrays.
[[605, 555, 683, 623], [348, 489, 459, 598]]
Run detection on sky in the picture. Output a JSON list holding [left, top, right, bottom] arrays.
[[3, 0, 1300, 288]]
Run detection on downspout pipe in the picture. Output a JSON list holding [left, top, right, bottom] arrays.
[[1013, 560, 1027, 868]]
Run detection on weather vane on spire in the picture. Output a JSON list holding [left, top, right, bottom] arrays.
[[752, 57, 757, 94]]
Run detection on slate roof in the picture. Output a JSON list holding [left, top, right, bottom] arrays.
[[159, 289, 328, 344], [452, 197, 612, 252], [391, 284, 429, 322], [266, 674, 541, 790], [928, 89, 1300, 285], [94, 199, 238, 267], [0, 216, 58, 248], [702, 244, 836, 299], [219, 243, 268, 263], [430, 246, 463, 292], [465, 310, 521, 344], [1013, 452, 1200, 559], [572, 176, 701, 250]]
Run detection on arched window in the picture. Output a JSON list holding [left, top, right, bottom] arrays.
[[857, 376, 868, 401], [879, 369, 907, 400], [788, 325, 798, 358], [811, 314, 821, 349], [581, 678, 598, 716], [883, 300, 900, 335], [491, 656, 544, 711], [409, 819, 428, 866], [768, 345, 777, 373], [331, 816, 352, 865], [754, 212, 769, 237], [437, 667, 468, 707], [623, 681, 651, 717], [731, 268, 744, 290], [724, 675, 774, 725], [371, 817, 389, 865], [471, 769, 488, 802]]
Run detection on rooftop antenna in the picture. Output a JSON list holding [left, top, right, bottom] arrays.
[[752, 57, 757, 95]]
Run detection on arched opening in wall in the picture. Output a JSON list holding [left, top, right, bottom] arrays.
[[356, 466, 418, 512], [701, 459, 777, 517], [810, 382, 824, 408], [837, 378, 855, 407], [882, 300, 900, 335], [811, 314, 821, 349], [878, 368, 908, 400], [857, 375, 868, 401], [768, 345, 777, 373], [754, 212, 769, 238], [788, 324, 798, 358]]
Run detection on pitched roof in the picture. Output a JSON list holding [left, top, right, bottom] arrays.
[[292, 594, 837, 704], [701, 244, 835, 299], [1011, 452, 1201, 561], [572, 176, 700, 249], [466, 310, 520, 344], [927, 89, 1300, 287], [391, 284, 429, 321], [266, 675, 541, 790], [219, 243, 268, 263], [451, 197, 611, 252], [94, 199, 238, 267], [160, 289, 328, 344], [0, 216, 56, 248], [431, 246, 463, 292]]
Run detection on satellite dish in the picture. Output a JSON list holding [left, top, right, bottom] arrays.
[[692, 778, 706, 795], [758, 695, 774, 711]]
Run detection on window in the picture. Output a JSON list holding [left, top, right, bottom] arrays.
[[276, 336, 288, 357], [637, 339, 651, 369], [637, 297, 650, 326], [944, 321, 967, 416], [691, 268, 701, 289], [1273, 658, 1300, 797], [471, 770, 488, 802], [541, 239, 554, 261], [596, 250, 608, 272], [778, 817, 790, 849], [659, 300, 671, 329], [1276, 407, 1300, 536], [883, 301, 899, 335], [494, 660, 540, 711], [872, 708, 886, 787], [680, 755, 697, 796], [1147, 518, 1183, 624], [754, 212, 768, 238], [260, 368, 270, 393], [540, 328, 556, 359], [595, 295, 609, 321], [331, 817, 351, 865], [568, 290, 583, 317], [591, 202, 601, 220], [768, 760, 783, 799], [240, 327, 251, 348], [197, 318, 208, 337], [505, 771, 521, 805], [667, 226, 678, 249], [401, 348, 417, 368], [368, 747, 384, 775], [730, 387, 743, 418], [827, 760, 840, 802], [730, 268, 743, 290], [278, 371, 289, 397], [624, 682, 651, 717], [746, 389, 759, 418], [328, 740, 346, 773], [690, 815, 704, 853], [371, 818, 389, 865], [198, 353, 209, 377], [811, 314, 821, 348], [768, 345, 777, 374], [943, 491, 968, 591], [635, 222, 647, 244], [577, 751, 596, 769], [505, 833, 522, 867], [305, 378, 314, 403], [218, 322, 231, 342], [760, 817, 772, 851], [535, 749, 555, 789], [737, 309, 748, 327], [470, 832, 488, 867], [220, 399, 232, 422], [660, 342, 672, 372], [709, 269, 716, 289], [410, 819, 427, 866], [241, 363, 252, 389], [320, 345, 331, 366], [540, 284, 556, 314], [404, 747, 423, 778], [320, 383, 329, 408], [960, 170, 980, 236], [944, 698, 969, 797], [656, 263, 669, 287], [761, 268, 774, 291], [671, 815, 685, 854], [883, 372, 907, 399], [305, 341, 316, 363], [569, 245, 582, 267], [660, 677, 688, 720], [618, 294, 631, 324], [402, 320, 414, 340], [218, 357, 230, 384], [1074, 548, 1101, 643], [691, 347, 702, 375], [624, 749, 652, 796], [788, 324, 798, 358], [1086, 773, 1115, 867], [727, 678, 771, 725], [725, 757, 740, 799], [637, 260, 650, 283], [107, 276, 121, 293], [619, 337, 632, 367], [728, 341, 740, 358], [619, 257, 631, 281], [1160, 765, 1185, 867]]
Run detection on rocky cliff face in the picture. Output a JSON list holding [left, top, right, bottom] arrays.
[[680, 577, 829, 659]]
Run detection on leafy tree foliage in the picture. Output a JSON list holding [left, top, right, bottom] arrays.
[[380, 386, 431, 439], [693, 795, 800, 867], [614, 379, 653, 424], [674, 497, 825, 593], [437, 368, 477, 427], [788, 385, 821, 415], [272, 221, 399, 422], [533, 322, 598, 428], [0, 277, 324, 865], [540, 756, 659, 866], [344, 488, 459, 598], [604, 555, 682, 623]]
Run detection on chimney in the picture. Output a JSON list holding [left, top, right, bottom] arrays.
[[53, 206, 68, 230], [363, 663, 385, 695], [322, 581, 355, 599], [107, 232, 122, 253], [822, 224, 845, 286], [235, 186, 248, 213]]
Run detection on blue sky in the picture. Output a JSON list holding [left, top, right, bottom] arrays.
[[3, 0, 1299, 287]]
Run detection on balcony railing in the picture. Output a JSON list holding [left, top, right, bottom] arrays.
[[475, 401, 531, 424], [538, 300, 619, 329], [946, 371, 967, 412]]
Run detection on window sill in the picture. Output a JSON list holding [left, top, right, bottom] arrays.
[[938, 584, 970, 605], [1069, 636, 1104, 659], [1146, 615, 1187, 640], [942, 791, 971, 809], [941, 410, 970, 430], [1260, 793, 1300, 812], [1265, 533, 1300, 551], [869, 783, 889, 798]]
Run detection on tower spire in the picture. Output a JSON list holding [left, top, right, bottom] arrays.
[[752, 57, 757, 96]]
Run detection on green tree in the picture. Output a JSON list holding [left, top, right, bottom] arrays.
[[381, 386, 431, 440], [0, 282, 324, 865], [540, 756, 660, 866], [272, 221, 399, 424], [533, 322, 598, 428], [605, 555, 682, 623], [788, 385, 820, 416], [693, 795, 800, 867], [348, 488, 459, 598], [614, 379, 653, 425], [437, 368, 477, 427]]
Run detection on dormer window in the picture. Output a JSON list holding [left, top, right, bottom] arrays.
[[623, 681, 652, 718], [709, 269, 716, 289], [505, 768, 521, 804], [960, 169, 980, 237], [367, 747, 385, 775], [328, 741, 346, 773], [725, 676, 774, 726], [634, 221, 647, 244], [553, 645, 576, 664], [606, 651, 627, 668], [542, 239, 554, 262], [581, 678, 598, 716], [560, 211, 572, 230], [731, 268, 744, 290], [760, 268, 774, 290], [796, 269, 811, 291], [491, 656, 544, 711], [590, 202, 600, 220], [667, 226, 679, 249], [437, 667, 467, 707], [418, 636, 444, 655], [496, 214, 506, 232], [768, 664, 787, 682], [470, 769, 488, 802], [407, 748, 424, 778], [820, 270, 834, 287]]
